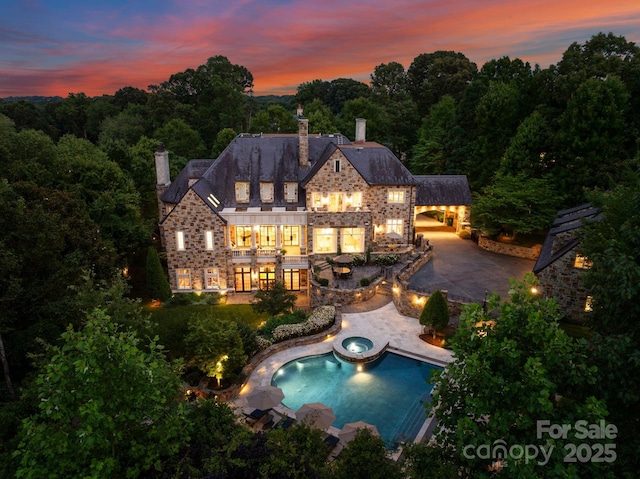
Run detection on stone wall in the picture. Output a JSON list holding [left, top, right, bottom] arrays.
[[391, 248, 466, 324], [478, 236, 542, 260], [536, 241, 589, 324], [161, 189, 229, 291], [309, 276, 383, 309]]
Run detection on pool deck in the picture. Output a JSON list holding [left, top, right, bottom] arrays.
[[234, 301, 454, 442]]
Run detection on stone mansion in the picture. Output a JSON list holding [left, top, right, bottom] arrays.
[[155, 115, 471, 295]]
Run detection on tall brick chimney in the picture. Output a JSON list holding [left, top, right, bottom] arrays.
[[299, 117, 309, 167], [355, 118, 366, 143]]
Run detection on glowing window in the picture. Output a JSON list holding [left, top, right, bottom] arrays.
[[313, 228, 337, 253], [176, 231, 185, 251], [312, 192, 322, 209], [350, 192, 362, 208], [388, 190, 405, 203], [204, 268, 219, 289], [341, 227, 365, 253], [234, 226, 252, 248], [205, 231, 214, 250], [584, 296, 593, 312], [283, 226, 299, 246], [176, 269, 191, 290], [574, 254, 592, 269], [259, 226, 276, 247], [386, 219, 403, 235]]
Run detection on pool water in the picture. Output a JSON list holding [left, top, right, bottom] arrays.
[[271, 351, 442, 446]]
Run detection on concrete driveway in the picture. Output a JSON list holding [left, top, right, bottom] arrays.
[[409, 222, 535, 304]]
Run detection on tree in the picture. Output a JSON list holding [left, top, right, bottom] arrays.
[[580, 185, 640, 475], [426, 275, 612, 478], [337, 97, 389, 143], [251, 281, 297, 317], [407, 51, 477, 116], [419, 290, 450, 336], [305, 99, 337, 134], [146, 246, 171, 302], [211, 127, 237, 157], [333, 428, 403, 479], [154, 118, 206, 159], [184, 316, 246, 386], [471, 173, 563, 240], [410, 95, 457, 174], [14, 311, 187, 478], [250, 104, 297, 134]]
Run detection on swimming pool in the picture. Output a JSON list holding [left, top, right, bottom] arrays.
[[271, 351, 442, 446]]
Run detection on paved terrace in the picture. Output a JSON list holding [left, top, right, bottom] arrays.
[[233, 301, 454, 445]]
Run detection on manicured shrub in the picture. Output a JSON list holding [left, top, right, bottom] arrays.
[[419, 290, 450, 335], [318, 277, 329, 286], [360, 277, 371, 287], [146, 246, 171, 301]]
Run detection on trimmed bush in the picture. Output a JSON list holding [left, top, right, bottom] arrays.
[[146, 246, 171, 301], [419, 290, 450, 335], [271, 306, 335, 342], [360, 277, 371, 287]]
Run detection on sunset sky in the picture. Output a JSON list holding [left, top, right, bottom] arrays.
[[1, 0, 639, 98]]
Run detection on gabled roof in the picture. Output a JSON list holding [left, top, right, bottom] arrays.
[[300, 142, 417, 187], [414, 175, 472, 206], [533, 203, 602, 273], [160, 159, 213, 204]]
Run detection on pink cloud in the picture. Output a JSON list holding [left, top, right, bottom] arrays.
[[1, 0, 639, 97]]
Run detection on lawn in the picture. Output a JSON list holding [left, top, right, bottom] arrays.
[[144, 304, 268, 361]]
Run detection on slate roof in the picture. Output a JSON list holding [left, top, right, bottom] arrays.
[[533, 203, 602, 273], [160, 159, 213, 204], [414, 175, 472, 206]]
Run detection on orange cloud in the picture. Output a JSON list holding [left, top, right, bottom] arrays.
[[0, 0, 638, 97]]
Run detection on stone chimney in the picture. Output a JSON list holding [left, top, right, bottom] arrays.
[[299, 117, 309, 167], [355, 118, 366, 143], [155, 143, 171, 187], [154, 143, 171, 244]]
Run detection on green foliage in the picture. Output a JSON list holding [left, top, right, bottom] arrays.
[[419, 290, 449, 333], [410, 95, 456, 175], [427, 275, 611, 477], [184, 315, 246, 382], [13, 311, 187, 479], [580, 185, 640, 475], [471, 173, 563, 239], [211, 127, 237, 157], [154, 118, 206, 159], [257, 310, 307, 339], [146, 246, 171, 301], [250, 104, 297, 134], [333, 428, 403, 479], [360, 277, 371, 287], [251, 281, 297, 317], [374, 253, 399, 266], [318, 277, 329, 287]]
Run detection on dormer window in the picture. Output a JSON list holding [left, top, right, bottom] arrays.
[[260, 182, 274, 203], [334, 159, 341, 173], [235, 182, 249, 203], [285, 182, 298, 203]]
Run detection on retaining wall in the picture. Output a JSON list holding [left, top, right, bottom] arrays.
[[478, 236, 542, 260]]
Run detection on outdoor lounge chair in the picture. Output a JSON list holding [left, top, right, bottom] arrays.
[[323, 434, 340, 449], [244, 408, 269, 422], [274, 416, 295, 429]]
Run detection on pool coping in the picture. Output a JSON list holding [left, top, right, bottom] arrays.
[[332, 336, 389, 363], [233, 302, 454, 450]]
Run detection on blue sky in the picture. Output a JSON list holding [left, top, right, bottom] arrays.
[[1, 0, 639, 97]]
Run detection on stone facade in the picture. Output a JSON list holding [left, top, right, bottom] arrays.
[[309, 276, 383, 308], [161, 190, 229, 291], [536, 230, 590, 323]]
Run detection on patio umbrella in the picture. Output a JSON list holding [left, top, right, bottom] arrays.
[[333, 254, 354, 265], [296, 402, 336, 430], [339, 421, 380, 444], [245, 385, 284, 410], [385, 231, 402, 240]]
